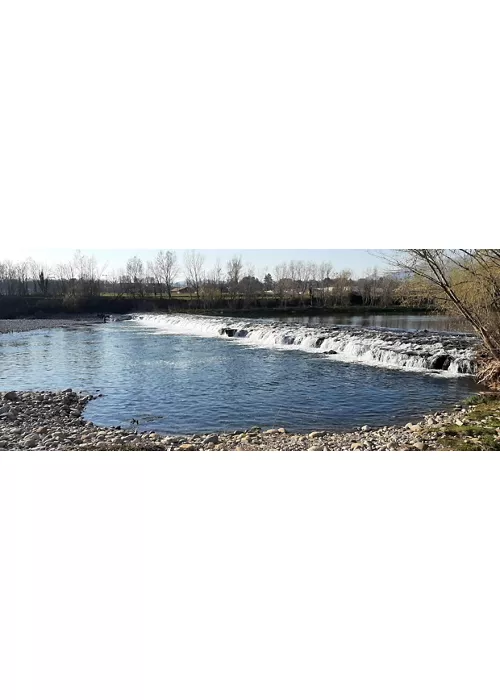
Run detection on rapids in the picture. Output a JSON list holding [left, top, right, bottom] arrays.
[[132, 313, 478, 376]]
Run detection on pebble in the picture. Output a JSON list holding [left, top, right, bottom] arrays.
[[0, 389, 492, 453]]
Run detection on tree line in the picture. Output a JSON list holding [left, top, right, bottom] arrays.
[[0, 250, 403, 308]]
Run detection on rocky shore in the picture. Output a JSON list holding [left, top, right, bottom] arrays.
[[1, 390, 498, 451]]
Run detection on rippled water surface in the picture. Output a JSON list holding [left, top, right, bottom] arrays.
[[281, 313, 472, 332], [0, 314, 478, 434]]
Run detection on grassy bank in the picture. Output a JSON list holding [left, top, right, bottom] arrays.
[[423, 394, 500, 451], [0, 294, 434, 320]]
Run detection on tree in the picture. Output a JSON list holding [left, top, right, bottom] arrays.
[[184, 250, 205, 302], [317, 262, 333, 306], [29, 259, 51, 296], [146, 260, 161, 297], [240, 266, 263, 305], [71, 250, 104, 297], [126, 256, 145, 297], [203, 259, 225, 305], [263, 273, 274, 291], [381, 249, 500, 386], [274, 263, 290, 307], [154, 250, 179, 299], [226, 256, 243, 302]]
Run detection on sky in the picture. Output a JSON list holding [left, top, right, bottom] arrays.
[[0, 248, 389, 279]]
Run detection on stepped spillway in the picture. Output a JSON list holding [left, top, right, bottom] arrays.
[[132, 314, 479, 376]]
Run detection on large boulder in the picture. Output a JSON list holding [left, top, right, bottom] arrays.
[[430, 355, 452, 371]]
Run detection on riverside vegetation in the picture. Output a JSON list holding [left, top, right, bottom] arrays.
[[1, 390, 498, 452]]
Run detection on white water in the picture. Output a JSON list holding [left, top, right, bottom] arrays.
[[132, 313, 478, 375]]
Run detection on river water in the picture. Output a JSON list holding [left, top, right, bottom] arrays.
[[0, 313, 479, 434]]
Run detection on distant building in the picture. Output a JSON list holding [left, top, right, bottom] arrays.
[[172, 286, 195, 295]]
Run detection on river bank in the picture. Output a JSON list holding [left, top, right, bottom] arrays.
[[1, 390, 498, 451], [0, 293, 434, 322], [0, 315, 107, 334]]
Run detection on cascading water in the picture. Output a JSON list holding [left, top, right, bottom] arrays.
[[132, 313, 479, 376]]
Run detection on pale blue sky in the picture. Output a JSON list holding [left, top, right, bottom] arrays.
[[2, 248, 389, 279]]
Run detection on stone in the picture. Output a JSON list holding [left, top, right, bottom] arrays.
[[414, 442, 427, 451], [308, 446, 326, 451], [4, 391, 18, 401], [361, 425, 369, 432], [350, 442, 363, 450], [309, 431, 326, 439], [203, 435, 219, 445], [178, 443, 196, 451]]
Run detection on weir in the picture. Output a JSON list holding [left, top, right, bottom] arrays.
[[132, 314, 479, 376]]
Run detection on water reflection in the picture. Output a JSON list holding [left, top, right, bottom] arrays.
[[282, 313, 471, 333]]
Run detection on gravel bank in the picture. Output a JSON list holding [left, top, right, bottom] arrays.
[[0, 317, 105, 334], [0, 390, 494, 451]]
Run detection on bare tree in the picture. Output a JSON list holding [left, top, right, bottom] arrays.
[[126, 256, 145, 297], [29, 259, 51, 296], [0, 260, 17, 295], [184, 250, 205, 302], [154, 250, 179, 299], [380, 249, 500, 385], [274, 263, 290, 307], [317, 262, 333, 306], [226, 256, 243, 303], [203, 259, 225, 305], [146, 260, 161, 297]]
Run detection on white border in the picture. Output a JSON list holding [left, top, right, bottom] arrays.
[[2, 0, 500, 695]]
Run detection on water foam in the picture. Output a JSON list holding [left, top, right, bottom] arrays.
[[131, 314, 478, 375]]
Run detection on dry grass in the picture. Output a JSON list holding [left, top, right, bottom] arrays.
[[477, 359, 500, 391]]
